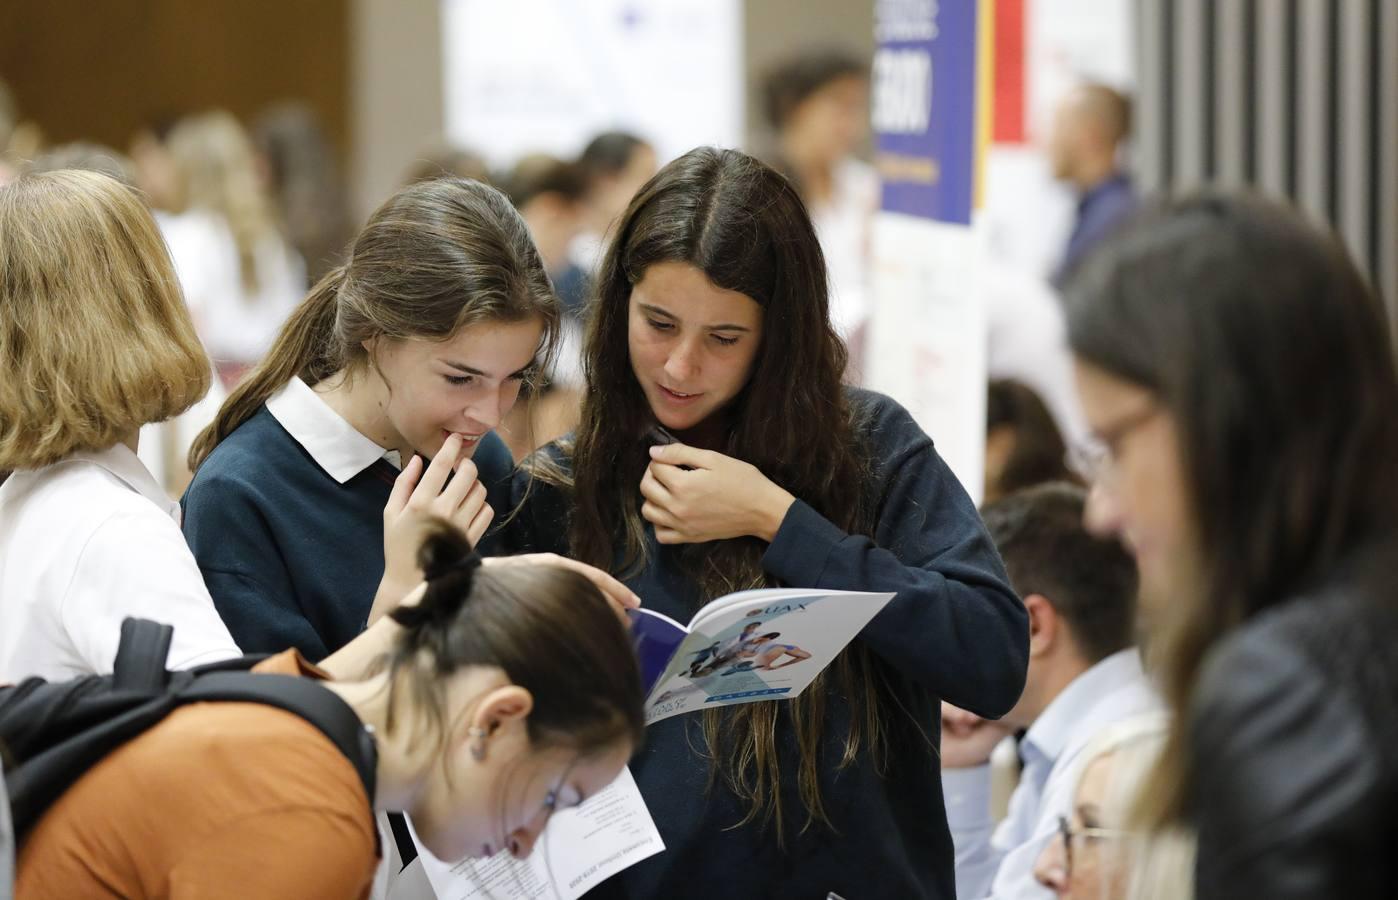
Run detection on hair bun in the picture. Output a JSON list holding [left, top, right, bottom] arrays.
[[424, 548, 482, 585], [390, 519, 484, 633], [417, 518, 482, 584]]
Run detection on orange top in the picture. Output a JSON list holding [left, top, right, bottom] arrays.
[[16, 650, 379, 899]]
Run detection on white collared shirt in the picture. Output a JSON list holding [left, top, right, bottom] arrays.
[[266, 378, 399, 483], [0, 443, 242, 683], [945, 648, 1161, 899]]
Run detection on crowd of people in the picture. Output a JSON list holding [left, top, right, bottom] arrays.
[[1, 43, 1396, 900]]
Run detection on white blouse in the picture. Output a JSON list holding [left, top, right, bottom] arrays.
[[0, 443, 241, 683]]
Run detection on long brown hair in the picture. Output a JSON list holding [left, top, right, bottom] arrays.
[[189, 177, 559, 469], [536, 147, 890, 838], [1064, 191, 1398, 826]]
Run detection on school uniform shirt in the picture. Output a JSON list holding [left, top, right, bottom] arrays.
[[502, 388, 1029, 900], [944, 648, 1161, 899], [15, 650, 378, 900], [0, 444, 241, 684], [181, 377, 515, 661]]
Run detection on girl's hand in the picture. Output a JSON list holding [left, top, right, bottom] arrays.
[[640, 443, 795, 545], [372, 434, 493, 623], [483, 554, 642, 623], [939, 703, 1014, 769]]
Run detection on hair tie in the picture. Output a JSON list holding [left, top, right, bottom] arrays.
[[427, 549, 483, 585]]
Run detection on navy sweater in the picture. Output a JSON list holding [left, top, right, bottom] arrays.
[[181, 407, 515, 660], [503, 389, 1028, 900]]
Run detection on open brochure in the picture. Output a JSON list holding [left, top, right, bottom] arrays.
[[629, 587, 894, 724], [412, 587, 894, 898]]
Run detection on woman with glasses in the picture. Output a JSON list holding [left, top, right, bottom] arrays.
[[1034, 715, 1195, 900], [1063, 191, 1398, 897]]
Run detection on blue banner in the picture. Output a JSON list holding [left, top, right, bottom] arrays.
[[873, 0, 979, 224]]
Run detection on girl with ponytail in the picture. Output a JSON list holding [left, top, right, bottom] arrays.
[[18, 523, 646, 899], [182, 176, 636, 663], [506, 147, 1028, 900]]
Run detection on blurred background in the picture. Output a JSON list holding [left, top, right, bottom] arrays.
[[2, 0, 1394, 496]]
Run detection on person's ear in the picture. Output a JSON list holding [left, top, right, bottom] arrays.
[[463, 685, 534, 762], [1024, 593, 1060, 659], [360, 336, 382, 371]]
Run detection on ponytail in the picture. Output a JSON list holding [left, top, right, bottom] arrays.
[[187, 266, 346, 470]]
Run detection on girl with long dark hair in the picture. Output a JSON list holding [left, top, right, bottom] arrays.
[[507, 147, 1028, 899]]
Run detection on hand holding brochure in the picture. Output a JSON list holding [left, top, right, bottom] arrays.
[[628, 587, 894, 724]]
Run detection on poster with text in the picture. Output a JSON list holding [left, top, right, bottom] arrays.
[[867, 0, 990, 503]]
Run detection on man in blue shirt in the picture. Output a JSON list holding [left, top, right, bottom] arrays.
[[1048, 83, 1139, 289], [941, 482, 1159, 899]]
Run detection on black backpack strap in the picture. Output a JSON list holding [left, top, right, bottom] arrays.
[[112, 619, 174, 692], [177, 672, 378, 803]]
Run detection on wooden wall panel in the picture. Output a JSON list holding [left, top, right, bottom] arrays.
[[0, 0, 349, 161]]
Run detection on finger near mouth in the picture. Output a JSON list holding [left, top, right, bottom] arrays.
[[441, 429, 481, 447]]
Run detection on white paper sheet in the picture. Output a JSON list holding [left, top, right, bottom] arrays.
[[411, 768, 663, 900]]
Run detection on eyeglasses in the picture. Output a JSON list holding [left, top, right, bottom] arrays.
[[1066, 403, 1159, 483], [1057, 815, 1131, 878]]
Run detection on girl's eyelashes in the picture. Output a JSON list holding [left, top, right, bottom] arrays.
[[648, 317, 739, 347], [445, 370, 531, 387]]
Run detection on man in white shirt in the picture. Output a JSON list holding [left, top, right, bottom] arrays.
[[942, 482, 1159, 900]]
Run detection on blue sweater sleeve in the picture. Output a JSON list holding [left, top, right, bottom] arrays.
[[761, 409, 1028, 718], [182, 474, 330, 660], [473, 430, 518, 557]]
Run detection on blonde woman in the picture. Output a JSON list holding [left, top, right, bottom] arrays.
[[0, 171, 242, 682], [164, 110, 306, 386], [1033, 715, 1196, 900]]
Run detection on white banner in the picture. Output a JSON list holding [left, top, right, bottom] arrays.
[[442, 0, 741, 167]]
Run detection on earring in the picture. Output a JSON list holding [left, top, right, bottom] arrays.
[[468, 726, 487, 761]]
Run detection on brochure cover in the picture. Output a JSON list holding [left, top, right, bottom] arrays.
[[628, 587, 894, 724]]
